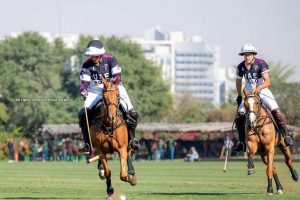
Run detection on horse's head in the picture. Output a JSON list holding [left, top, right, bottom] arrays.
[[101, 77, 120, 122], [243, 90, 261, 128]]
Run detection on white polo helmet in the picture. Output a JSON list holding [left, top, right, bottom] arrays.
[[85, 40, 105, 56], [239, 43, 257, 56]]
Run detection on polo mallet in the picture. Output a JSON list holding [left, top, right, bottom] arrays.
[[223, 105, 239, 172], [84, 103, 95, 157], [223, 134, 231, 172]]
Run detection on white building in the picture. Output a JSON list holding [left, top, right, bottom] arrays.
[[132, 28, 226, 105]]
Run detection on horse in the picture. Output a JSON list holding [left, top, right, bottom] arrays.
[[88, 77, 137, 198], [243, 91, 299, 195]]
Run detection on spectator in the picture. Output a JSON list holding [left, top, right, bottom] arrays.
[[185, 146, 200, 162], [158, 138, 166, 160], [167, 137, 177, 160], [219, 135, 234, 159], [13, 140, 20, 162], [7, 138, 14, 163], [42, 140, 49, 161], [32, 138, 40, 161]]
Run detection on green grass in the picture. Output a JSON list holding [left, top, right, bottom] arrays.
[[0, 159, 299, 200]]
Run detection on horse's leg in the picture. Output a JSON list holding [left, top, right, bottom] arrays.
[[97, 159, 105, 180], [247, 140, 258, 175], [272, 166, 283, 195], [266, 146, 275, 196], [258, 151, 283, 194], [119, 146, 128, 182], [101, 157, 114, 198], [127, 151, 137, 186], [279, 145, 299, 181]]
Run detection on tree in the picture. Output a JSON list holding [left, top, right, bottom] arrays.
[[268, 62, 300, 125], [207, 103, 236, 122], [0, 32, 74, 132], [163, 93, 213, 123]]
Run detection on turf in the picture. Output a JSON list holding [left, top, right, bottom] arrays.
[[0, 159, 299, 200]]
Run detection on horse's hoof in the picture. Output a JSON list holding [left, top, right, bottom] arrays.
[[99, 169, 105, 180], [107, 187, 114, 198], [291, 169, 299, 182], [277, 189, 283, 195], [267, 193, 273, 196], [248, 168, 255, 175], [106, 195, 113, 200], [128, 175, 137, 186]]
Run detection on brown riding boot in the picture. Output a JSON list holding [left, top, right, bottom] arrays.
[[271, 109, 294, 146]]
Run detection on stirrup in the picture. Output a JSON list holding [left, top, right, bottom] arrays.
[[79, 143, 91, 155], [129, 138, 141, 151]]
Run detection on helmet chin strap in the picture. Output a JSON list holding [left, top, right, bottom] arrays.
[[250, 55, 255, 64]]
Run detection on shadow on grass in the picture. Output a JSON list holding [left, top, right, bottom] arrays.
[[150, 192, 260, 196], [3, 198, 84, 199]]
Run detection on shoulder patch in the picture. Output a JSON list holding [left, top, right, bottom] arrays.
[[255, 58, 265, 64]]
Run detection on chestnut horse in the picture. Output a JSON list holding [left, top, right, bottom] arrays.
[[89, 77, 136, 198], [244, 92, 299, 195]]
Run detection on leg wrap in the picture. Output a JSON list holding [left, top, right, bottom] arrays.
[[273, 173, 283, 191], [248, 157, 255, 168], [127, 157, 135, 175]]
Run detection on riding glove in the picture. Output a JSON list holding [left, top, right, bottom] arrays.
[[236, 95, 243, 106]]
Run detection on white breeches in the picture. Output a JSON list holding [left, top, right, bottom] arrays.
[[84, 84, 133, 111], [238, 88, 279, 114]]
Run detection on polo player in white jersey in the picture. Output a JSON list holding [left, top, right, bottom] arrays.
[[233, 44, 294, 152]]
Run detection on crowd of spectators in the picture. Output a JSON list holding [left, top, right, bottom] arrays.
[[3, 133, 298, 162], [2, 135, 86, 162]]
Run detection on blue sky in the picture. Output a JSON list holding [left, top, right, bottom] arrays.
[[1, 0, 300, 81]]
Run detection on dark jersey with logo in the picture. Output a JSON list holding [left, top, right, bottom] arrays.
[[236, 58, 269, 89], [79, 54, 122, 88]]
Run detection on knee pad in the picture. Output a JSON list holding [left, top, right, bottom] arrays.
[[127, 109, 139, 127], [129, 109, 139, 121]]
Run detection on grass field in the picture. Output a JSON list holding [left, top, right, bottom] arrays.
[[0, 159, 299, 200]]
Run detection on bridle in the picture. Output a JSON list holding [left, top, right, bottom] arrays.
[[103, 87, 120, 120], [244, 94, 262, 129], [245, 94, 262, 118]]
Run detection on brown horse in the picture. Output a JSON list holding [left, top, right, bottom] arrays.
[[89, 77, 136, 198], [244, 92, 299, 195]]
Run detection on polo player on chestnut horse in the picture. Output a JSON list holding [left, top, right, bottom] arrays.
[[77, 40, 139, 198], [243, 89, 298, 195]]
